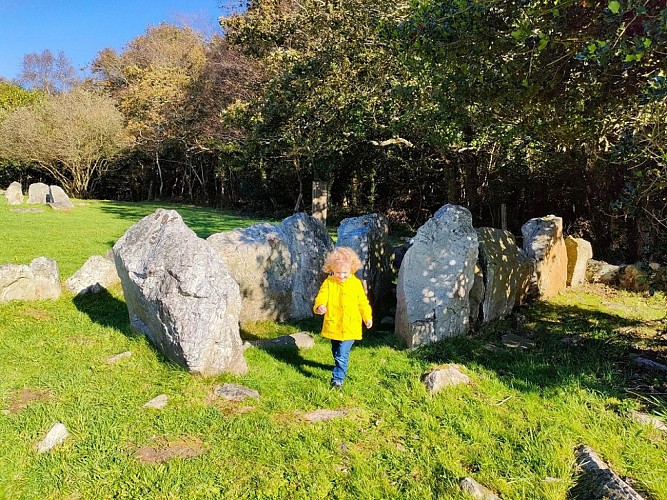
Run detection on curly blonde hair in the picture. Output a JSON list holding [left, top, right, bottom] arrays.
[[323, 247, 362, 273]]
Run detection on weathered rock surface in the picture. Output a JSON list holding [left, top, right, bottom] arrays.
[[571, 445, 644, 499], [113, 209, 247, 375], [0, 257, 61, 302], [207, 213, 332, 322], [65, 254, 120, 295], [565, 236, 593, 287], [48, 185, 74, 209], [521, 215, 567, 299], [336, 213, 392, 306], [143, 394, 168, 409], [629, 411, 667, 432], [460, 477, 501, 499], [249, 331, 315, 350], [213, 383, 260, 401], [475, 227, 532, 322], [395, 205, 478, 347], [5, 181, 23, 205], [27, 182, 50, 204], [36, 422, 70, 453], [422, 364, 472, 393], [586, 259, 621, 285], [302, 409, 350, 422]]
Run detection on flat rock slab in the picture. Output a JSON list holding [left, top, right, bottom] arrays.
[[571, 445, 644, 499], [105, 351, 132, 364], [213, 383, 260, 402], [249, 332, 315, 350], [460, 477, 500, 499], [632, 356, 667, 372], [36, 422, 70, 453], [501, 333, 535, 349], [302, 409, 351, 422], [143, 394, 168, 409], [629, 411, 667, 432]]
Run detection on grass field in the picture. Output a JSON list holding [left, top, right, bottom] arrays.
[[0, 198, 665, 499]]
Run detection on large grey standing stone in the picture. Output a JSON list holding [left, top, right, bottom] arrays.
[[113, 209, 247, 375], [65, 254, 120, 295], [336, 213, 392, 306], [5, 182, 23, 205], [48, 185, 74, 209], [0, 257, 61, 302], [476, 227, 532, 322], [565, 236, 593, 287], [27, 182, 50, 204], [521, 215, 567, 299], [395, 205, 479, 348]]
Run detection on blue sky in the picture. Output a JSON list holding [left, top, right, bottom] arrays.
[[0, 0, 239, 81]]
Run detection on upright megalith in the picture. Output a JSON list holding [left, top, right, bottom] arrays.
[[395, 205, 478, 348], [207, 213, 332, 322], [27, 183, 50, 204], [113, 209, 247, 375], [5, 182, 23, 205], [476, 227, 532, 322], [336, 213, 392, 306], [48, 186, 74, 209], [565, 236, 593, 287], [521, 215, 567, 299], [65, 254, 120, 295], [0, 257, 61, 302]]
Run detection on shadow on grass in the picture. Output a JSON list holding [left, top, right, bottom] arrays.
[[72, 288, 139, 339]]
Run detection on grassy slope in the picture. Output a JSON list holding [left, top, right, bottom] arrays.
[[0, 199, 665, 499]]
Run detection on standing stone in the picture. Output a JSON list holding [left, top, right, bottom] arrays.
[[27, 182, 50, 204], [395, 205, 478, 348], [476, 227, 532, 322], [113, 209, 247, 375], [469, 263, 485, 324], [521, 215, 567, 299], [336, 213, 392, 306], [65, 254, 120, 295], [565, 236, 593, 287], [48, 185, 74, 209], [0, 257, 61, 302], [5, 182, 23, 205]]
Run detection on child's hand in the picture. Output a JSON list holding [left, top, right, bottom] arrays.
[[364, 319, 373, 329], [315, 305, 327, 315]]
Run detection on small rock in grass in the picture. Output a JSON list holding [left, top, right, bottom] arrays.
[[302, 409, 350, 422], [213, 383, 259, 402], [460, 477, 500, 499], [35, 422, 70, 453], [105, 351, 132, 364], [629, 411, 667, 432], [422, 364, 471, 393], [501, 333, 535, 349], [143, 394, 168, 409]]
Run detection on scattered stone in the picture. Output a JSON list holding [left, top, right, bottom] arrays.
[[48, 185, 74, 209], [213, 383, 260, 402], [27, 182, 50, 204], [571, 445, 644, 499], [5, 181, 23, 205], [460, 477, 501, 500], [395, 205, 479, 348], [521, 215, 568, 299], [143, 394, 169, 409], [113, 209, 247, 376], [10, 208, 44, 213], [302, 409, 350, 422], [0, 257, 61, 303], [105, 351, 132, 364], [35, 422, 70, 453], [336, 213, 393, 306], [135, 437, 207, 464], [629, 411, 667, 432], [422, 364, 472, 393], [65, 254, 120, 295], [586, 259, 621, 285], [501, 333, 535, 349], [250, 331, 315, 350], [632, 356, 667, 372], [565, 236, 593, 288]]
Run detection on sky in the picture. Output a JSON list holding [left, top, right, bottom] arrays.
[[0, 0, 241, 82]]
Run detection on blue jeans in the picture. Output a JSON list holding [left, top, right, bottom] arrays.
[[331, 340, 355, 385]]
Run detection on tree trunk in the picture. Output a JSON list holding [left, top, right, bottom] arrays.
[[312, 180, 328, 226]]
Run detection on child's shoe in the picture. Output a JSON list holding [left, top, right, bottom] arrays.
[[330, 380, 343, 389]]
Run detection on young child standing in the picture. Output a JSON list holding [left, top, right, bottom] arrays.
[[313, 247, 373, 389]]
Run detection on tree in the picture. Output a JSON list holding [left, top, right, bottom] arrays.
[[19, 49, 80, 94], [0, 89, 129, 197]]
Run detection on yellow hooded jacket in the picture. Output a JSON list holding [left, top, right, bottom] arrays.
[[313, 275, 372, 341]]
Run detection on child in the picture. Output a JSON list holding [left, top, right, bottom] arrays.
[[313, 247, 373, 389]]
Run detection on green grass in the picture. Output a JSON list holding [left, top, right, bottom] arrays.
[[1, 199, 666, 499]]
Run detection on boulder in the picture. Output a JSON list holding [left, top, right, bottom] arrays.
[[586, 259, 621, 285], [422, 364, 472, 393], [27, 182, 50, 204], [48, 185, 74, 209], [565, 236, 593, 287], [619, 264, 650, 292], [336, 213, 392, 306], [65, 254, 120, 295], [395, 205, 478, 347], [521, 215, 567, 299], [207, 213, 332, 322], [476, 227, 532, 322], [113, 209, 247, 376], [0, 257, 61, 302], [5, 182, 23, 205]]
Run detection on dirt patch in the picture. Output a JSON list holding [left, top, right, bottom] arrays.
[[19, 308, 54, 321], [135, 436, 208, 464], [4, 387, 54, 414]]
